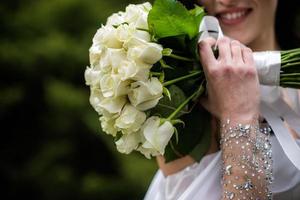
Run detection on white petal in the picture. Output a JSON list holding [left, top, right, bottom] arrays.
[[115, 133, 141, 154], [156, 121, 175, 154], [99, 96, 126, 114]]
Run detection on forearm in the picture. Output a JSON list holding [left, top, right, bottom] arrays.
[[198, 32, 272, 200], [220, 117, 273, 200], [156, 155, 196, 176]]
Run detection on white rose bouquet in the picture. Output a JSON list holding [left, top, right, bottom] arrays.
[[85, 0, 300, 162]]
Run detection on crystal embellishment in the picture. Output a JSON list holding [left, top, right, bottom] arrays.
[[221, 119, 273, 200], [225, 165, 233, 175]]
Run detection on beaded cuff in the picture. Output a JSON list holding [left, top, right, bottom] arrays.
[[220, 119, 273, 200]]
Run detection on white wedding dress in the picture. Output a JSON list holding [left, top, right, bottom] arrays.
[[144, 87, 300, 200]]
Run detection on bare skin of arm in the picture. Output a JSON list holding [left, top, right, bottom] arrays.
[[157, 117, 220, 176]]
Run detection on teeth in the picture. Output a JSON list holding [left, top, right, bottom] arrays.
[[221, 11, 246, 20]]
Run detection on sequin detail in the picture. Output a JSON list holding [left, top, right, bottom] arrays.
[[220, 119, 273, 200]]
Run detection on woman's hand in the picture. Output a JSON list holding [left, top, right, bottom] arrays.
[[198, 36, 260, 122], [199, 37, 272, 199]]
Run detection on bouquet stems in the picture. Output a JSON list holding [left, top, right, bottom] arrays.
[[280, 48, 300, 88]]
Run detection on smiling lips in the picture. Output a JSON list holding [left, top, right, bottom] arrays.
[[216, 8, 252, 26]]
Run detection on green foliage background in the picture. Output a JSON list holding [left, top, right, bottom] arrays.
[[0, 0, 157, 199]]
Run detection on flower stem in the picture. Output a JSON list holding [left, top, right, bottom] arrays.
[[150, 72, 163, 76], [281, 61, 300, 69], [281, 73, 300, 77], [163, 71, 202, 87], [281, 57, 300, 64], [279, 48, 300, 88], [167, 85, 205, 121], [162, 48, 195, 62], [167, 53, 195, 62], [160, 59, 174, 69], [281, 48, 300, 55], [136, 28, 150, 33], [280, 77, 300, 82]]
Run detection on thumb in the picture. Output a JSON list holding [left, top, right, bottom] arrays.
[[198, 37, 217, 75]]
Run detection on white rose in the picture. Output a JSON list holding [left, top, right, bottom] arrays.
[[137, 143, 160, 159], [127, 43, 163, 65], [125, 37, 163, 64], [115, 132, 141, 154], [89, 87, 126, 114], [99, 112, 119, 136], [89, 87, 104, 114], [117, 60, 150, 81], [100, 48, 127, 73], [116, 23, 150, 43], [125, 3, 151, 29], [84, 67, 101, 86], [141, 116, 175, 155], [89, 44, 103, 68], [100, 73, 130, 98], [133, 13, 148, 30], [99, 95, 127, 114], [100, 49, 150, 81], [93, 25, 122, 49], [115, 104, 146, 134], [133, 30, 151, 42], [115, 24, 134, 42], [106, 12, 126, 26], [140, 2, 152, 11], [128, 77, 163, 111]]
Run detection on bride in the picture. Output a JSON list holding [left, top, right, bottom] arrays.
[[144, 0, 300, 199]]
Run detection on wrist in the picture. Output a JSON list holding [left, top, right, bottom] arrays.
[[220, 112, 259, 125]]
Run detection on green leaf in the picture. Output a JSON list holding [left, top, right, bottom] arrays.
[[189, 114, 211, 162], [148, 0, 205, 39], [163, 87, 171, 100], [189, 5, 205, 26], [151, 85, 188, 118], [164, 108, 211, 162]]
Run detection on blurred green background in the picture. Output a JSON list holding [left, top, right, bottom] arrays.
[[0, 0, 157, 199]]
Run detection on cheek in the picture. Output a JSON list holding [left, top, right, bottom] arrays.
[[249, 0, 277, 38], [223, 1, 276, 46]]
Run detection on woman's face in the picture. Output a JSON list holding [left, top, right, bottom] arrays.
[[197, 0, 278, 47]]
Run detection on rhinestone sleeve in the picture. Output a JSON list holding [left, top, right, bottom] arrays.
[[220, 119, 273, 200]]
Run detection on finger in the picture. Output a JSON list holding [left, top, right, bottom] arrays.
[[203, 37, 217, 48], [198, 37, 217, 72], [217, 37, 232, 61], [231, 40, 243, 63], [242, 47, 254, 65]]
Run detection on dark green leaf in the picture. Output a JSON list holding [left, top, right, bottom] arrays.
[[164, 107, 211, 162], [151, 84, 188, 118]]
